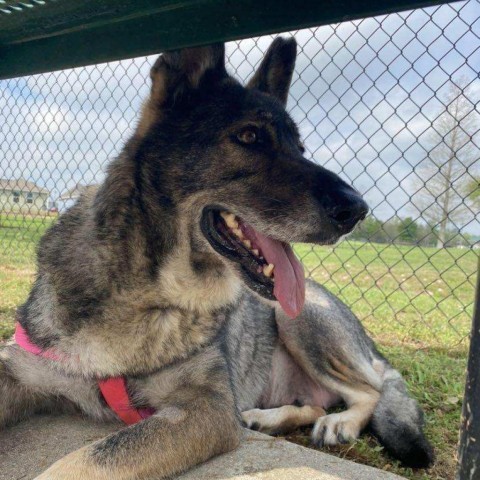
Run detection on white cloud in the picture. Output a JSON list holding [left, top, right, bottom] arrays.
[[0, 2, 479, 234]]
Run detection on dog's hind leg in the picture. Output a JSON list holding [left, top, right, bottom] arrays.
[[242, 405, 326, 435], [274, 280, 433, 467], [311, 392, 379, 447], [260, 341, 380, 445], [273, 281, 385, 446]]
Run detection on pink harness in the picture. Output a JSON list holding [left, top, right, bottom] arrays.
[[14, 322, 155, 425]]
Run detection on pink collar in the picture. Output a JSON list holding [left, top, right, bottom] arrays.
[[15, 322, 154, 425]]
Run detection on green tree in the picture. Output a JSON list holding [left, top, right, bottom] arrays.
[[351, 216, 389, 243], [468, 177, 480, 206], [410, 79, 480, 248], [416, 223, 439, 247], [398, 217, 419, 244]]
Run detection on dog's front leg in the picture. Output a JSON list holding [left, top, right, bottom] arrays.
[[35, 350, 240, 480]]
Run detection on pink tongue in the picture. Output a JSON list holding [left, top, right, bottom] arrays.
[[242, 224, 305, 319]]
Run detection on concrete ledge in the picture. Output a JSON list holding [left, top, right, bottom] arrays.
[[0, 414, 405, 480]]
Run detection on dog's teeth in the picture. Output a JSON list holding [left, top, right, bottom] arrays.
[[243, 239, 251, 249], [228, 218, 239, 229], [263, 264, 274, 277], [252, 249, 259, 256], [232, 228, 244, 239], [220, 211, 238, 229]]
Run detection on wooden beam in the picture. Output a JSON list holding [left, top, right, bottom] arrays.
[[457, 256, 480, 479], [0, 0, 459, 79]]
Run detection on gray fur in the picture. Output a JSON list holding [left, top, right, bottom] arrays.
[[371, 370, 434, 467], [1, 37, 432, 479]]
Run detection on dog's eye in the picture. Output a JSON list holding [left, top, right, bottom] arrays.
[[298, 144, 305, 154], [237, 128, 258, 145]]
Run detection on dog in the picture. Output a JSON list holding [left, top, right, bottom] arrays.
[[0, 37, 433, 479]]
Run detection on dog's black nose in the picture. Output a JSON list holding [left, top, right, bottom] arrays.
[[321, 187, 369, 232]]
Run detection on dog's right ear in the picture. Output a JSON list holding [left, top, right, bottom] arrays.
[[135, 44, 226, 136], [149, 44, 226, 107]]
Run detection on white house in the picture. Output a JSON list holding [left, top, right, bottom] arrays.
[[57, 183, 95, 212], [0, 178, 49, 214]]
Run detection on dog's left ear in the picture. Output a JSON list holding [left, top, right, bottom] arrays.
[[247, 37, 297, 106], [161, 44, 226, 89], [150, 44, 226, 106], [136, 44, 226, 136]]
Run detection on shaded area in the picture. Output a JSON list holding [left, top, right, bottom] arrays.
[[0, 0, 457, 78], [0, 415, 404, 480], [0, 217, 468, 478]]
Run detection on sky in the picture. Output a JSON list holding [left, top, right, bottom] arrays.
[[0, 0, 479, 234]]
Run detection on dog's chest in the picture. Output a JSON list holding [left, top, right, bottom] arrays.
[[64, 307, 227, 377]]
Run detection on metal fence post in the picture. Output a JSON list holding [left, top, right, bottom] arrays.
[[457, 256, 480, 479]]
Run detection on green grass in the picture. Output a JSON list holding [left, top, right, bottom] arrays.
[[294, 242, 476, 350], [0, 214, 56, 338], [285, 344, 466, 480], [0, 213, 477, 480]]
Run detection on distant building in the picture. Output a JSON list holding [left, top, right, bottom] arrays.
[[57, 183, 94, 211], [0, 178, 49, 214]]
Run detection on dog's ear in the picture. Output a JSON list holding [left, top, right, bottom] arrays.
[[247, 37, 297, 106], [149, 44, 226, 106], [135, 44, 226, 135]]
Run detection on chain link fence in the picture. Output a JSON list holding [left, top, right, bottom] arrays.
[[0, 1, 479, 350]]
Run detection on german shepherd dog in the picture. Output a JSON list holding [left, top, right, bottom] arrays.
[[1, 37, 433, 479]]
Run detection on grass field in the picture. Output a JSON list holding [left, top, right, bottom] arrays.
[[0, 213, 477, 479]]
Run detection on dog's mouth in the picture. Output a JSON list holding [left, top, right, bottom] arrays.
[[201, 207, 305, 318]]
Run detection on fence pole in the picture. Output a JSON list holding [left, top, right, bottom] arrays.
[[457, 255, 480, 479]]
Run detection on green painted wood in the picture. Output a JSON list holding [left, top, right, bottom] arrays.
[[457, 256, 480, 479], [0, 0, 459, 79]]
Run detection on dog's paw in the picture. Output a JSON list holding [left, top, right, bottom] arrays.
[[241, 408, 275, 433], [311, 412, 361, 447], [242, 405, 326, 436]]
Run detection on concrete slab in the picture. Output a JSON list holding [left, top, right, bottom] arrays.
[[0, 414, 405, 480]]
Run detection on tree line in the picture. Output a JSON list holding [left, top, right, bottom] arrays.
[[407, 78, 479, 248], [344, 78, 478, 249], [343, 78, 479, 249], [349, 215, 478, 247]]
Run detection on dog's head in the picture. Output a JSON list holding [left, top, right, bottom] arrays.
[[135, 38, 368, 317]]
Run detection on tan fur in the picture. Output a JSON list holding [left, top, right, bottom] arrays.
[[157, 198, 243, 314], [59, 302, 229, 377], [31, 347, 240, 480], [35, 412, 239, 480], [4, 345, 112, 421], [24, 190, 244, 379], [35, 447, 105, 480], [274, 304, 384, 446], [242, 405, 326, 434], [312, 390, 380, 445], [1, 38, 426, 479], [135, 98, 161, 139]]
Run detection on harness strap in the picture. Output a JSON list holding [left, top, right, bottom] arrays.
[[14, 322, 61, 361], [98, 377, 153, 425], [14, 322, 154, 425]]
